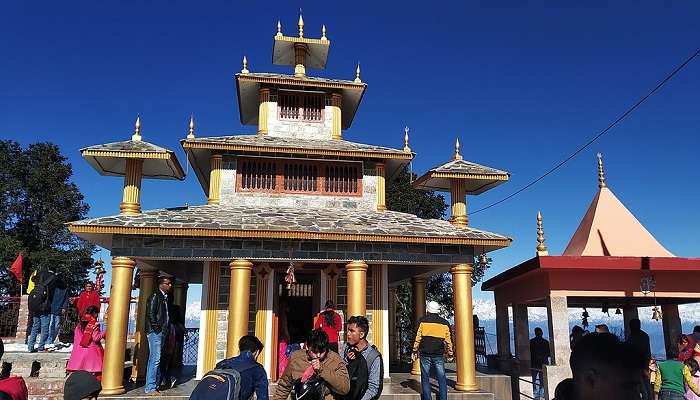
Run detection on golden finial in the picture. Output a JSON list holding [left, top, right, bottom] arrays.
[[276, 20, 282, 37], [403, 126, 411, 153], [132, 115, 142, 141], [454, 138, 462, 160], [298, 14, 304, 37], [321, 24, 327, 41], [187, 114, 195, 139], [536, 210, 549, 256], [354, 63, 362, 83], [597, 152, 607, 188], [241, 55, 249, 74]]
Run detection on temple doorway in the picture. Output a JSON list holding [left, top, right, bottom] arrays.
[[272, 270, 321, 380]]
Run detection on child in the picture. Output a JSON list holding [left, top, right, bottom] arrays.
[[685, 358, 700, 400], [66, 306, 105, 380]]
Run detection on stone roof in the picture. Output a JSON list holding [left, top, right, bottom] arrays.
[[81, 140, 172, 154], [68, 204, 511, 247], [238, 72, 364, 88], [428, 159, 510, 176], [182, 135, 412, 159]]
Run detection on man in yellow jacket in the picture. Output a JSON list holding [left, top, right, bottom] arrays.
[[412, 301, 453, 400]]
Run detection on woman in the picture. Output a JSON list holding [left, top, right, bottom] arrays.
[[654, 346, 700, 400], [313, 301, 342, 353], [67, 306, 105, 379]]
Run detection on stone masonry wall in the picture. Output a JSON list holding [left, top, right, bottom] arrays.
[[266, 93, 334, 140], [220, 156, 378, 211]]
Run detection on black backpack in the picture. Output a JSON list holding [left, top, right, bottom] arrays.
[[28, 284, 49, 313], [189, 364, 256, 400], [342, 345, 384, 400]]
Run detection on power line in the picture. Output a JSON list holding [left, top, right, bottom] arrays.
[[470, 47, 700, 215]]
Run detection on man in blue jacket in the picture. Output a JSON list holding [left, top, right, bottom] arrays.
[[216, 335, 269, 400]]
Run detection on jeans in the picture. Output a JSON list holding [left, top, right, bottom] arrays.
[[145, 332, 163, 393], [27, 314, 50, 351], [48, 314, 61, 344], [531, 369, 544, 400], [420, 355, 447, 400]]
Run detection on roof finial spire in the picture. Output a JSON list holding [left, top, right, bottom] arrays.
[[403, 126, 411, 153], [187, 114, 195, 139], [298, 12, 304, 37], [536, 210, 549, 256], [241, 55, 249, 74], [276, 20, 283, 37], [454, 138, 462, 160], [321, 24, 327, 41], [132, 115, 142, 141], [354, 63, 362, 83], [597, 152, 607, 188]]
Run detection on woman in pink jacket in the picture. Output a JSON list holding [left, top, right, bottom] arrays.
[[67, 305, 105, 379]]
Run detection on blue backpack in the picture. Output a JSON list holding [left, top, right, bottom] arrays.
[[190, 364, 256, 400]]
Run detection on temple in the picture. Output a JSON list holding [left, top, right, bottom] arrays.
[[483, 154, 700, 398], [68, 16, 512, 395]]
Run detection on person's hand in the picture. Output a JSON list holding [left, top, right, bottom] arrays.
[[346, 351, 356, 360], [411, 352, 418, 361], [446, 353, 455, 363], [310, 358, 321, 372]]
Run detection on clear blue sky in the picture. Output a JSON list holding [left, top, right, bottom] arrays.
[[4, 2, 700, 307]]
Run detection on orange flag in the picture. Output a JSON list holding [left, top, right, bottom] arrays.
[[10, 253, 23, 285]]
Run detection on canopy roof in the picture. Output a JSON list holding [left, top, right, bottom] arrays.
[[235, 73, 366, 129], [413, 158, 510, 194], [181, 134, 412, 195], [68, 204, 512, 249], [81, 139, 185, 180], [272, 35, 330, 69]]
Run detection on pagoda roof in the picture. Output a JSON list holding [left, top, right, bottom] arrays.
[[413, 158, 510, 194], [272, 35, 330, 69], [236, 72, 366, 129], [562, 186, 674, 257], [81, 139, 185, 180], [68, 204, 511, 249], [181, 134, 412, 195]]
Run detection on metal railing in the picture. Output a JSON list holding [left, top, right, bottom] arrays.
[[0, 297, 20, 338], [183, 328, 199, 365]]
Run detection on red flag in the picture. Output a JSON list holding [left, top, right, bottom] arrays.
[[10, 253, 23, 285]]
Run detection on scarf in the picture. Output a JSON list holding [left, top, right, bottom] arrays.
[[80, 314, 97, 348]]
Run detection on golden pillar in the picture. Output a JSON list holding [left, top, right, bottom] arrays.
[[208, 154, 222, 205], [202, 262, 221, 373], [226, 259, 253, 358], [376, 163, 386, 211], [102, 257, 136, 395], [371, 265, 385, 355], [452, 263, 478, 391], [254, 264, 271, 366], [119, 158, 143, 215], [388, 287, 398, 363], [131, 270, 156, 382], [331, 93, 343, 140], [346, 261, 368, 317], [411, 276, 427, 375], [294, 43, 307, 77], [450, 179, 468, 227], [258, 88, 270, 135]]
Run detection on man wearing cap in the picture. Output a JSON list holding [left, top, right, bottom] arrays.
[[412, 301, 453, 400]]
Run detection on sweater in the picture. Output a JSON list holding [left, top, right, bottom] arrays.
[[273, 349, 349, 400], [412, 313, 453, 356], [654, 360, 700, 395]]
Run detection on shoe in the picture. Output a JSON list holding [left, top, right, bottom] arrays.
[[170, 379, 177, 389]]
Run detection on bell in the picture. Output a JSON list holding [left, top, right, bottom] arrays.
[[615, 308, 622, 315], [602, 306, 609, 314], [652, 306, 662, 321], [478, 253, 489, 269]]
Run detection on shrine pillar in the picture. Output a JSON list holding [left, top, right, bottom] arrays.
[[197, 261, 220, 379], [623, 306, 639, 339], [346, 260, 368, 317], [452, 263, 478, 391], [226, 259, 253, 358], [494, 293, 512, 371], [410, 276, 427, 376], [662, 304, 682, 360], [131, 270, 157, 382], [513, 304, 530, 374]]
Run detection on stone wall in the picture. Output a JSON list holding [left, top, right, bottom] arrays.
[[265, 92, 334, 140], [220, 156, 378, 211], [112, 235, 473, 265]]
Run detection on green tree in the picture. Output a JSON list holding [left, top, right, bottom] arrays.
[[0, 141, 95, 296]]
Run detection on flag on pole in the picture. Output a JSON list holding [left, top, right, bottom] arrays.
[[9, 253, 23, 285]]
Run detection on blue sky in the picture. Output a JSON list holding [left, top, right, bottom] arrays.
[[4, 2, 700, 309]]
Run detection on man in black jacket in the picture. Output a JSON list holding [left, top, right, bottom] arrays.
[[144, 276, 172, 395]]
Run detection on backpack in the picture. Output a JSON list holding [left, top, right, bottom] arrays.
[[28, 284, 49, 313], [189, 364, 256, 400], [342, 345, 384, 400]]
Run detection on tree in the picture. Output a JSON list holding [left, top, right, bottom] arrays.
[[0, 141, 95, 297]]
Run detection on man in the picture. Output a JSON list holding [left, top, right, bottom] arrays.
[[594, 324, 609, 334], [560, 333, 646, 400], [273, 329, 349, 400], [48, 274, 69, 348], [27, 268, 56, 353], [412, 301, 453, 400], [76, 282, 100, 317], [213, 335, 268, 400], [313, 301, 343, 352], [144, 276, 172, 395], [529, 327, 550, 400], [342, 316, 383, 400], [626, 318, 651, 363]]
